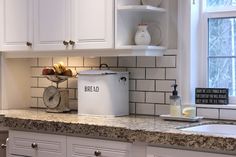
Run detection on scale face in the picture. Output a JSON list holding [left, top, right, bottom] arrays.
[[43, 86, 70, 113], [43, 86, 61, 109]]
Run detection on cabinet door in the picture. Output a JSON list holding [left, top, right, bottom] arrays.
[[67, 136, 131, 157], [34, 0, 70, 50], [71, 0, 114, 49], [147, 146, 235, 157], [1, 0, 33, 51]]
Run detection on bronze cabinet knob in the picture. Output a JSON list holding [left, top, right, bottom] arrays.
[[63, 40, 69, 46], [31, 143, 38, 149], [94, 150, 101, 156], [69, 40, 75, 46], [26, 42, 32, 47], [0, 144, 6, 149]]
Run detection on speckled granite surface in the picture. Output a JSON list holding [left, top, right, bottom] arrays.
[[1, 109, 236, 155]]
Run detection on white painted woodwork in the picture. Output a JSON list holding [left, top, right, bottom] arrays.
[[1, 0, 33, 51], [147, 146, 235, 157], [67, 136, 131, 157], [115, 0, 169, 53], [9, 130, 66, 157], [71, 0, 114, 49], [34, 0, 70, 50]]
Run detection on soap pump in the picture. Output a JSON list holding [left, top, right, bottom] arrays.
[[169, 84, 182, 117]]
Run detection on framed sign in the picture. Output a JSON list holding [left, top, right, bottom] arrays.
[[195, 88, 228, 104]]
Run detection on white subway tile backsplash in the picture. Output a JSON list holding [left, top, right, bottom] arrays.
[[137, 56, 155, 67], [130, 91, 145, 102], [197, 108, 219, 119], [165, 92, 172, 104], [69, 99, 78, 110], [84, 57, 100, 67], [137, 80, 155, 91], [31, 68, 43, 77], [129, 80, 136, 91], [38, 98, 46, 108], [130, 103, 136, 114], [69, 89, 75, 99], [166, 68, 177, 79], [38, 78, 51, 87], [53, 81, 67, 88], [156, 56, 176, 68], [31, 54, 178, 115], [31, 88, 44, 97], [118, 57, 136, 67], [155, 104, 170, 115], [68, 78, 77, 88], [220, 109, 236, 120], [53, 57, 68, 65], [31, 78, 38, 87], [30, 98, 38, 107], [101, 57, 118, 67], [156, 80, 175, 92], [146, 92, 164, 104], [136, 103, 155, 115], [68, 57, 83, 66], [128, 68, 145, 79], [38, 58, 52, 66], [146, 68, 165, 79]]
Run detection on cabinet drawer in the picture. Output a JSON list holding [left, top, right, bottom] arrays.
[[9, 130, 66, 157], [9, 130, 35, 156], [67, 136, 131, 157]]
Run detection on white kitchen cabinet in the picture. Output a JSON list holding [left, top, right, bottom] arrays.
[[34, 0, 113, 51], [67, 136, 131, 157], [147, 146, 235, 157], [1, 0, 33, 51], [33, 0, 70, 50], [8, 130, 66, 157], [71, 0, 114, 49]]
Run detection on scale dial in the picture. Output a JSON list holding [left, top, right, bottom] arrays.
[[43, 86, 61, 109]]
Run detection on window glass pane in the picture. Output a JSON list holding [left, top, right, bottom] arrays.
[[208, 17, 236, 56], [207, 0, 236, 7], [208, 58, 236, 95]]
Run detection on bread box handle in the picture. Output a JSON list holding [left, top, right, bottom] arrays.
[[99, 64, 109, 70]]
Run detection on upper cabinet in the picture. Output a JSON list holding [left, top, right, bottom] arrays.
[[0, 0, 178, 57], [1, 0, 33, 51], [71, 0, 114, 49], [33, 0, 70, 50], [33, 0, 113, 50]]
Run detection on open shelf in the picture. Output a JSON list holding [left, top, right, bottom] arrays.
[[116, 45, 165, 50], [117, 5, 166, 13]]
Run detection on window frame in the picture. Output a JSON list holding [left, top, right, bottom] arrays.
[[201, 0, 236, 103]]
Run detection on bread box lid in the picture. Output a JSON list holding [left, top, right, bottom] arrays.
[[79, 69, 118, 75]]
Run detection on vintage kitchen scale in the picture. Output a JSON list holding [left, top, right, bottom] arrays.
[[43, 75, 71, 113]]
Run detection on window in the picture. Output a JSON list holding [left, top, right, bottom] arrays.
[[203, 0, 236, 97]]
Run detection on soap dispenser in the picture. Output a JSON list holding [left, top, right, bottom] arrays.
[[170, 84, 182, 117]]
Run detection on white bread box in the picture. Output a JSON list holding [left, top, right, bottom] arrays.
[[78, 69, 129, 116]]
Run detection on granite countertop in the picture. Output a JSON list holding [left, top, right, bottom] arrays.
[[1, 109, 236, 155]]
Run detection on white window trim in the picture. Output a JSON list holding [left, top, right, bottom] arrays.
[[178, 0, 236, 105], [201, 0, 236, 104]]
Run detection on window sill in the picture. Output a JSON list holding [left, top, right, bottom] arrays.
[[196, 104, 236, 109]]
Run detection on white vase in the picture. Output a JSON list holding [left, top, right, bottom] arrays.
[[135, 24, 151, 45]]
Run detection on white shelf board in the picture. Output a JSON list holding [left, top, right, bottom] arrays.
[[116, 45, 166, 56], [117, 5, 166, 13], [3, 47, 166, 58]]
